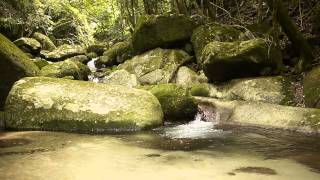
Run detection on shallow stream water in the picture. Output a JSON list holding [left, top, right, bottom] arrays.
[[0, 119, 320, 180]]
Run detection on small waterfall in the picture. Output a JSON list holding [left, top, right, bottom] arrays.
[[87, 58, 102, 83], [163, 104, 225, 139]]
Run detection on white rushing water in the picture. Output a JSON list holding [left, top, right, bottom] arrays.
[[163, 111, 226, 139], [87, 58, 101, 83]]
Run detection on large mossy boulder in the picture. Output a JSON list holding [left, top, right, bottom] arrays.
[[201, 38, 282, 82], [208, 76, 297, 105], [303, 66, 320, 108], [5, 77, 164, 132], [191, 23, 246, 60], [96, 41, 135, 67], [118, 48, 191, 85], [14, 37, 41, 55], [40, 59, 90, 80], [0, 33, 40, 109], [142, 84, 197, 120], [132, 14, 195, 53], [195, 97, 320, 134], [40, 44, 85, 62], [32, 32, 56, 51], [102, 70, 140, 88]]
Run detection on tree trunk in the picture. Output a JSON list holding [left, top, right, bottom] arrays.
[[175, 0, 189, 15], [266, 0, 314, 71]]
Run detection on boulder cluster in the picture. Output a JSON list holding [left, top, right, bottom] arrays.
[[0, 14, 319, 133]]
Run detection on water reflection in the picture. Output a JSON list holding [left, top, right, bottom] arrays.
[[0, 124, 320, 180]]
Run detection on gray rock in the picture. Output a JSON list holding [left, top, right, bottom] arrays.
[[40, 44, 85, 62], [119, 48, 191, 85], [207, 76, 296, 105], [175, 66, 208, 87], [200, 39, 282, 82], [132, 14, 195, 53], [40, 59, 90, 80], [195, 97, 320, 134], [102, 70, 140, 88], [5, 77, 164, 132]]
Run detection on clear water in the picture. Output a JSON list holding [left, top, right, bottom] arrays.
[[0, 120, 320, 180]]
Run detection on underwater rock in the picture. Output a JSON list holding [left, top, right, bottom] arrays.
[[195, 97, 320, 134], [5, 77, 163, 132], [40, 59, 90, 80], [303, 66, 320, 108], [118, 48, 191, 85], [40, 44, 85, 62], [200, 38, 282, 82], [0, 33, 40, 109], [132, 14, 195, 53], [102, 69, 140, 88], [32, 32, 56, 51], [142, 84, 197, 120], [14, 37, 41, 55]]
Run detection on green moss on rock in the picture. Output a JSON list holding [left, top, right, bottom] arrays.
[[190, 83, 210, 97], [32, 58, 49, 69], [191, 23, 247, 62], [40, 44, 85, 62], [0, 33, 40, 109], [303, 66, 320, 108], [32, 32, 56, 51], [40, 59, 90, 80], [141, 84, 197, 120], [201, 38, 282, 82], [14, 37, 42, 55], [4, 77, 164, 133], [98, 41, 135, 67], [132, 14, 195, 53], [102, 69, 140, 88], [119, 48, 191, 85]]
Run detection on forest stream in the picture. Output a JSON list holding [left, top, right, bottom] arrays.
[[1, 121, 320, 180], [1, 0, 320, 179]]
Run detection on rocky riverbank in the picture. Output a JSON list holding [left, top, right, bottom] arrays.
[[1, 14, 320, 134]]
